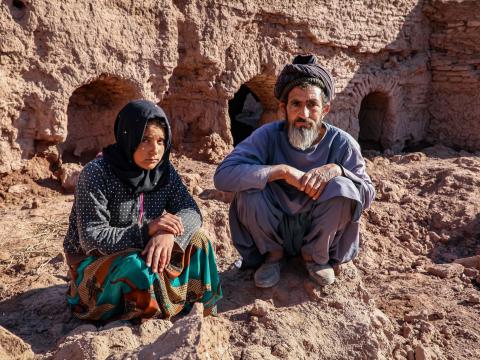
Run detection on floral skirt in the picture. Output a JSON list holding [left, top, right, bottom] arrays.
[[67, 231, 222, 322]]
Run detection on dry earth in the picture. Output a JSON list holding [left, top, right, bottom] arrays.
[[0, 146, 480, 359]]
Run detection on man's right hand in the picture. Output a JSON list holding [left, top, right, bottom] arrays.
[[268, 164, 305, 190], [148, 213, 184, 237]]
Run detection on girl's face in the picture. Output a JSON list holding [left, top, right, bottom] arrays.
[[133, 124, 166, 170]]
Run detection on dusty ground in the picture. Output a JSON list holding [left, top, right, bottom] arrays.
[[0, 146, 480, 359]]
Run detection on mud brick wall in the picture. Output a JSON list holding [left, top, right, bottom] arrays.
[[425, 0, 480, 151], [1, 0, 431, 173]]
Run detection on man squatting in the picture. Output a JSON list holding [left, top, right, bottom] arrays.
[[214, 54, 375, 288]]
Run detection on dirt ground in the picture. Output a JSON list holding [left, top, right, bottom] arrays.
[[0, 146, 480, 359]]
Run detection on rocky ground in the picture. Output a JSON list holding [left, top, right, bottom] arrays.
[[0, 145, 480, 359]]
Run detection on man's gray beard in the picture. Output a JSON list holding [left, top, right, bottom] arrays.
[[287, 120, 322, 150]]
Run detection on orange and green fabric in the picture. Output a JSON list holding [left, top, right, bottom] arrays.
[[67, 231, 222, 321]]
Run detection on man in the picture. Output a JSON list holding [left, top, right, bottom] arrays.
[[214, 55, 375, 288]]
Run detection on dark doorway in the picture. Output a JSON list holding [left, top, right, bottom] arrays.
[[228, 85, 263, 146], [358, 92, 389, 151]]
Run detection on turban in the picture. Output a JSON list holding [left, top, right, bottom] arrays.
[[274, 54, 335, 102]]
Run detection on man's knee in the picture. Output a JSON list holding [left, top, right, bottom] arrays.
[[309, 196, 356, 234], [313, 196, 354, 213]]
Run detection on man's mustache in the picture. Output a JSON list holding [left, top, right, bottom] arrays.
[[293, 118, 316, 128]]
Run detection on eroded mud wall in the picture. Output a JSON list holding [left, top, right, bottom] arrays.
[[0, 0, 179, 172], [1, 0, 431, 173], [425, 0, 480, 151]]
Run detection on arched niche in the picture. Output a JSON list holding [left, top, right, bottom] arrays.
[[228, 74, 278, 146], [358, 91, 391, 151], [228, 84, 262, 146], [62, 76, 141, 163]]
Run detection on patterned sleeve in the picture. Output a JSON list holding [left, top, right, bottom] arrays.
[[75, 162, 147, 255], [165, 165, 202, 250]]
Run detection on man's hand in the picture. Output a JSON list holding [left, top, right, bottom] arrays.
[[148, 213, 184, 237], [300, 164, 342, 200], [141, 232, 175, 273], [268, 164, 305, 190]]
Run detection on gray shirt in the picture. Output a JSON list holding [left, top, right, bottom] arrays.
[[214, 121, 375, 220]]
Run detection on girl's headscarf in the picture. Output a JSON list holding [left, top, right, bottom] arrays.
[[103, 99, 172, 194]]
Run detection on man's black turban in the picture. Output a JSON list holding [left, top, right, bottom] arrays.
[[274, 54, 334, 103]]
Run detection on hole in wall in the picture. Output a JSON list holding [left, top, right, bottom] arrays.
[[358, 91, 390, 151], [12, 0, 25, 9], [228, 85, 263, 146], [62, 76, 140, 164], [228, 74, 278, 146], [10, 0, 28, 20]]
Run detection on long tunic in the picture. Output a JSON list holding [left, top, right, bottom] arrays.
[[63, 157, 201, 260], [214, 120, 375, 267]]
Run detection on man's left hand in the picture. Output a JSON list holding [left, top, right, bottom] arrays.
[[300, 164, 342, 200]]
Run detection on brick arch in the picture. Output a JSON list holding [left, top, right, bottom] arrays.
[[350, 76, 402, 150], [244, 74, 279, 124], [228, 73, 278, 146]]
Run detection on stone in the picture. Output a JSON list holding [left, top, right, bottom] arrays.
[[53, 335, 111, 360], [137, 319, 173, 345], [414, 344, 428, 360], [49, 252, 65, 264], [404, 310, 428, 323], [31, 198, 40, 209], [115, 303, 231, 359], [463, 268, 479, 278], [249, 299, 273, 317], [390, 152, 426, 164], [454, 255, 480, 270], [65, 324, 98, 337], [57, 163, 83, 192], [466, 293, 480, 304], [0, 326, 34, 360], [0, 251, 9, 262], [427, 231, 442, 242], [402, 323, 413, 338], [407, 348, 415, 360], [7, 184, 29, 194], [192, 185, 203, 196], [426, 263, 464, 279], [428, 311, 445, 321], [180, 173, 201, 193], [377, 181, 401, 202]]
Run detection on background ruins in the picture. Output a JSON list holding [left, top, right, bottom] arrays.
[[2, 0, 479, 174], [1, 1, 480, 359]]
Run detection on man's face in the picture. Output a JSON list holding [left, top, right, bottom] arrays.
[[280, 85, 330, 150]]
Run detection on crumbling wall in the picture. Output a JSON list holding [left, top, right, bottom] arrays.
[[425, 0, 480, 151], [1, 0, 431, 173], [161, 0, 431, 152], [0, 0, 179, 172], [62, 75, 142, 161]]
